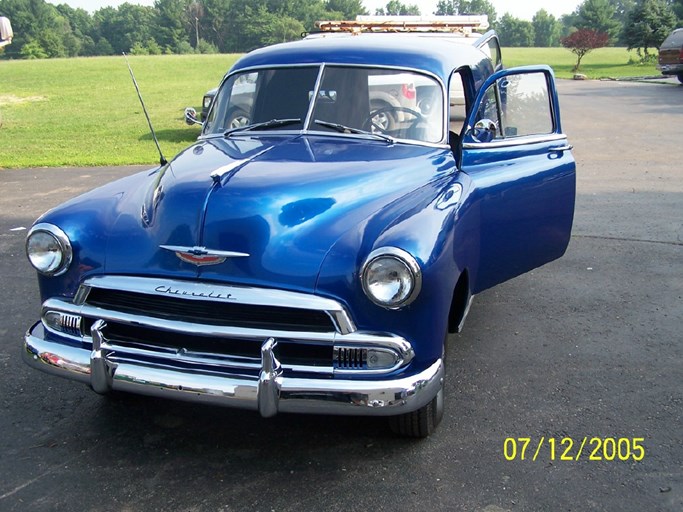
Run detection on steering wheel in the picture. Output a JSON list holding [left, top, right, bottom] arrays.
[[363, 106, 425, 133]]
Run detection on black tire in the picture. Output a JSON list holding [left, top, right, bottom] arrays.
[[389, 386, 444, 438], [677, 73, 683, 84]]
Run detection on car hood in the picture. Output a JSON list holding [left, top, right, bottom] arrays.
[[103, 135, 449, 290]]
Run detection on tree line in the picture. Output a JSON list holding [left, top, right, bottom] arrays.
[[0, 0, 681, 60]]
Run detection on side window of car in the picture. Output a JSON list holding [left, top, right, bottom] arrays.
[[472, 71, 553, 143], [449, 71, 467, 134], [487, 38, 502, 70]]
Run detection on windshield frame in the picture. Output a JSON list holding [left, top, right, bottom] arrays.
[[200, 63, 449, 147]]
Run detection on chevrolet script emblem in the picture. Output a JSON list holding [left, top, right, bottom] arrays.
[[160, 245, 249, 266]]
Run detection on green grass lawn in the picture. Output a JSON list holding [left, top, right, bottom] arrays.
[[504, 47, 659, 79], [0, 48, 660, 168], [0, 54, 238, 168]]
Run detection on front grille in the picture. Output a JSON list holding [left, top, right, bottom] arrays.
[[101, 321, 333, 368], [85, 288, 334, 332], [335, 347, 367, 369]]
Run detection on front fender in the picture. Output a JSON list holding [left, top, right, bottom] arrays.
[[315, 154, 466, 370], [31, 168, 159, 302]]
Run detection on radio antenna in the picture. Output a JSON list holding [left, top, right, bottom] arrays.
[[123, 52, 168, 166]]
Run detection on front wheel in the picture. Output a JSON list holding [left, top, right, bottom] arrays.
[[389, 386, 444, 438], [677, 73, 683, 84]]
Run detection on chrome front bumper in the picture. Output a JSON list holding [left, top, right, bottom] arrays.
[[24, 322, 443, 417]]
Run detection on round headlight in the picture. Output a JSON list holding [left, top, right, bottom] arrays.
[[361, 247, 422, 309], [26, 223, 72, 276]]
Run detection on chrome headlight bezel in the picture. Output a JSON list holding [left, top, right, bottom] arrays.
[[25, 223, 72, 276], [360, 247, 422, 310]]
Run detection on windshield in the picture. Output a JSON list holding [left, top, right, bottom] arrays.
[[204, 65, 445, 144]]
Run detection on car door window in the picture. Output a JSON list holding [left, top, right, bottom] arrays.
[[472, 71, 553, 142]]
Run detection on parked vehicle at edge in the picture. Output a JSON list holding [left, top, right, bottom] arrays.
[[0, 16, 12, 47], [657, 28, 683, 83], [23, 16, 576, 437]]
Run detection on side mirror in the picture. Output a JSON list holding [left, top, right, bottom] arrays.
[[472, 118, 497, 143], [184, 107, 202, 126]]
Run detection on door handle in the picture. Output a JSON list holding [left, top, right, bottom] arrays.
[[549, 144, 573, 152]]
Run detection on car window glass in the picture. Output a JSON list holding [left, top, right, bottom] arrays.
[[206, 66, 444, 143], [474, 84, 500, 130], [474, 71, 552, 140], [313, 66, 444, 143], [204, 67, 318, 134], [487, 38, 502, 69], [449, 71, 467, 134], [499, 72, 552, 137]]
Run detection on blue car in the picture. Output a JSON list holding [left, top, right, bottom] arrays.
[[23, 25, 575, 437]]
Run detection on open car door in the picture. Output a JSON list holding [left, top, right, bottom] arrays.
[[460, 66, 576, 293]]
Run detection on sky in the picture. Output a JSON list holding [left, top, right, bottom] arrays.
[[46, 0, 581, 21]]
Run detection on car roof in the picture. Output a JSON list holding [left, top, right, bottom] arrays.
[[661, 28, 683, 48], [230, 34, 493, 83]]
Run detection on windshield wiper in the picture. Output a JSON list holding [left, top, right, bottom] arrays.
[[314, 119, 395, 144], [224, 118, 302, 137]]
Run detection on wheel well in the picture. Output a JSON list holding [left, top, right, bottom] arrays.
[[448, 270, 471, 333]]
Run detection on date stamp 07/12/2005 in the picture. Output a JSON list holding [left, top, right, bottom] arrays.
[[503, 437, 646, 462]]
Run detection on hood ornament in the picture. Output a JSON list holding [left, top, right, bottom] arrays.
[[160, 245, 249, 266]]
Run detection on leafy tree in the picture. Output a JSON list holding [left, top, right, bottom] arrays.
[[20, 38, 47, 58], [576, 0, 621, 43], [224, 3, 305, 52], [673, 0, 683, 22], [199, 0, 232, 52], [623, 0, 677, 60], [375, 1, 421, 15], [94, 36, 114, 55], [129, 41, 148, 55], [532, 9, 561, 47], [324, 0, 368, 19], [559, 12, 580, 39], [0, 0, 73, 58], [175, 40, 194, 53], [94, 3, 155, 54], [54, 4, 96, 44], [154, 0, 191, 51], [561, 28, 609, 71], [276, 0, 330, 31], [195, 38, 218, 53], [434, 0, 497, 26], [497, 13, 535, 47]]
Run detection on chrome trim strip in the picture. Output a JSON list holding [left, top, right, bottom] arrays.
[[80, 275, 357, 335], [303, 63, 326, 129], [24, 323, 442, 417], [105, 340, 264, 371], [462, 133, 568, 149]]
